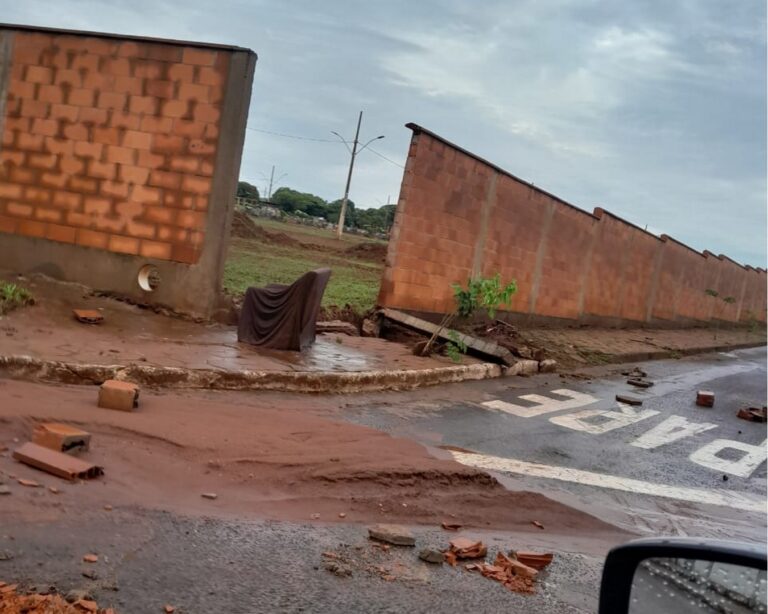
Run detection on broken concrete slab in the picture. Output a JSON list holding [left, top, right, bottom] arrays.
[[696, 390, 715, 407], [72, 309, 104, 324], [316, 321, 358, 336], [361, 317, 381, 338], [32, 422, 91, 454], [616, 394, 643, 406], [737, 406, 767, 423], [538, 359, 557, 373], [12, 442, 103, 481], [367, 524, 416, 546], [418, 548, 445, 564], [627, 378, 653, 388], [98, 379, 139, 411], [381, 308, 515, 366], [510, 360, 539, 376]]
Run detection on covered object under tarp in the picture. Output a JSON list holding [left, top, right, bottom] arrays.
[[237, 268, 331, 351]]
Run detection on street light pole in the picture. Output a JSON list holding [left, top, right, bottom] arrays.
[[336, 111, 362, 239]]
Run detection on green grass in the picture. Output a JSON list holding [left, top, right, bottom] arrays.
[[0, 282, 34, 315], [254, 217, 388, 248], [224, 237, 383, 313]]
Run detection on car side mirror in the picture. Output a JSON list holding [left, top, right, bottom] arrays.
[[599, 537, 767, 614]]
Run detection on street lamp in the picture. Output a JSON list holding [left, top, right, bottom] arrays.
[[331, 110, 384, 239]]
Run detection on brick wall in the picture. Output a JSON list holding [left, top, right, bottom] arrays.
[[379, 124, 767, 326], [0, 25, 256, 316]]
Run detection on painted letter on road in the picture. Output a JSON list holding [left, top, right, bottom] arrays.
[[631, 415, 718, 450], [689, 439, 767, 478], [482, 389, 598, 418], [549, 403, 659, 435]]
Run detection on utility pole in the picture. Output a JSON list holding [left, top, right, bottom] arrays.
[[332, 111, 385, 239], [267, 165, 275, 201]]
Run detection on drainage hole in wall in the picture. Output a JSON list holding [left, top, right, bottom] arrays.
[[137, 264, 161, 292]]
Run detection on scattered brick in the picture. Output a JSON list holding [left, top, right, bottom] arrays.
[[696, 391, 715, 408], [98, 379, 139, 411]]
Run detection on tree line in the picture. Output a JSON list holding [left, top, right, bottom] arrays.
[[237, 181, 396, 234]]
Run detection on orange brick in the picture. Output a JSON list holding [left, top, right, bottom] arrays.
[[106, 145, 135, 165], [0, 184, 23, 198], [5, 96, 21, 117], [178, 82, 209, 102], [98, 91, 127, 110], [34, 208, 62, 223], [162, 100, 189, 118], [171, 243, 201, 264], [156, 225, 173, 240], [0, 149, 25, 166], [64, 124, 89, 141], [83, 71, 116, 92], [60, 155, 85, 175], [139, 240, 172, 259], [123, 130, 152, 150], [10, 166, 36, 183], [68, 88, 95, 107], [76, 228, 109, 249], [149, 169, 182, 189], [89, 160, 117, 180], [6, 202, 34, 218], [145, 45, 183, 63], [73, 141, 102, 158], [53, 191, 82, 210], [26, 65, 54, 84], [146, 79, 174, 98], [40, 172, 69, 189], [132, 61, 162, 79], [199, 159, 214, 177], [0, 215, 18, 233], [125, 218, 155, 239], [79, 107, 109, 124], [175, 210, 206, 230], [17, 219, 46, 237], [93, 126, 122, 145], [54, 69, 83, 87], [137, 149, 165, 169], [193, 103, 220, 124], [169, 156, 200, 173], [128, 96, 158, 115], [50, 104, 79, 122], [20, 98, 49, 118], [101, 57, 132, 76], [1, 130, 14, 148], [196, 66, 224, 87], [68, 176, 98, 193], [153, 134, 185, 153], [44, 223, 77, 243], [70, 52, 101, 72], [116, 41, 143, 58], [110, 110, 141, 130], [139, 115, 173, 133], [113, 76, 144, 96], [25, 186, 51, 203], [101, 181, 130, 198], [174, 120, 206, 138], [108, 234, 140, 255], [83, 197, 112, 216], [168, 63, 194, 82], [203, 123, 219, 139], [5, 116, 31, 132], [45, 138, 75, 160], [181, 174, 211, 194], [118, 165, 150, 184], [144, 206, 175, 224], [29, 153, 58, 169], [188, 139, 216, 155], [9, 79, 36, 100], [31, 118, 59, 137], [182, 48, 217, 66], [131, 184, 161, 205], [37, 84, 64, 104]]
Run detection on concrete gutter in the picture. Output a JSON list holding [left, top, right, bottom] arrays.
[[0, 355, 504, 393]]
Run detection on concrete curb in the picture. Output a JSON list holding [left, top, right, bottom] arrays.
[[589, 340, 766, 366], [0, 355, 504, 394]]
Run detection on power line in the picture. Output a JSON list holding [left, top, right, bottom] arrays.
[[366, 147, 405, 169], [245, 126, 337, 143]]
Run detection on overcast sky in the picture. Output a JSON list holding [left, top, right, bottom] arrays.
[[2, 0, 766, 265]]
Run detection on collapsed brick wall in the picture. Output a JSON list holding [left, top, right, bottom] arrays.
[[379, 125, 767, 325], [0, 30, 230, 262]]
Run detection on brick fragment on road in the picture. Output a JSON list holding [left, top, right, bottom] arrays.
[[0, 485, 10, 495], [627, 378, 653, 388], [13, 442, 103, 481], [696, 390, 715, 407], [448, 537, 487, 559], [164, 605, 176, 613], [531, 520, 545, 530], [98, 380, 139, 411], [201, 493, 218, 500], [75, 599, 98, 612], [368, 524, 416, 546], [32, 422, 91, 454], [538, 359, 558, 373], [616, 394, 643, 406], [737, 406, 767, 423], [17, 478, 39, 487], [82, 554, 98, 563], [72, 309, 104, 324], [514, 551, 554, 570]]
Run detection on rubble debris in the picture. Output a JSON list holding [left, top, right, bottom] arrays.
[[531, 520, 545, 530], [75, 599, 98, 612], [82, 569, 98, 580], [361, 317, 381, 338], [17, 478, 39, 487], [368, 524, 416, 546], [627, 378, 653, 389], [512, 360, 539, 376], [418, 548, 445, 564], [103, 505, 113, 511], [338, 512, 346, 518], [0, 584, 106, 613], [616, 394, 643, 406], [448, 537, 487, 559], [467, 551, 539, 594], [443, 551, 458, 566], [323, 560, 353, 577], [0, 485, 10, 495], [83, 554, 98, 563], [316, 320, 358, 336], [696, 390, 715, 407], [98, 379, 139, 412], [538, 359, 558, 373], [310, 513, 320, 520], [201, 493, 218, 500], [514, 551, 554, 570], [737, 406, 767, 423], [48, 486, 59, 494], [370, 543, 390, 552], [32, 422, 91, 454], [440, 521, 462, 531], [622, 367, 648, 378], [0, 550, 14, 560], [164, 605, 176, 613], [72, 309, 104, 324], [13, 442, 104, 481]]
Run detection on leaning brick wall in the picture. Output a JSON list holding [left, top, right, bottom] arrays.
[[0, 25, 256, 316], [379, 125, 767, 326]]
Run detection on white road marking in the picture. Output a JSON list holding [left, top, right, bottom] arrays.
[[482, 389, 598, 418], [549, 403, 659, 434], [450, 451, 766, 512], [632, 415, 718, 450], [689, 438, 768, 478]]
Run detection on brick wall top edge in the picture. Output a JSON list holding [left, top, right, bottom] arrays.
[[659, 234, 707, 260], [592, 207, 663, 243], [405, 122, 599, 222], [0, 22, 256, 55]]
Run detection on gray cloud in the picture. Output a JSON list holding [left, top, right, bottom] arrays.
[[2, 0, 765, 264]]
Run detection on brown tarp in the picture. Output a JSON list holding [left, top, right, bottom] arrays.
[[237, 268, 331, 351]]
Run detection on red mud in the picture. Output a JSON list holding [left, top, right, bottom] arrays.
[[0, 379, 623, 538]]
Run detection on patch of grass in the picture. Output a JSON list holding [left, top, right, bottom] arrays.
[[0, 282, 34, 315], [224, 238, 383, 313], [255, 217, 387, 249]]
